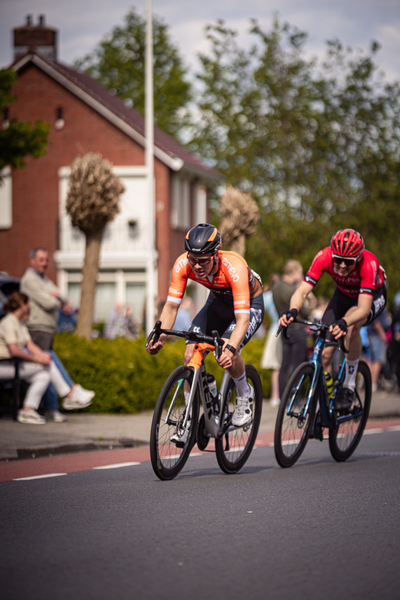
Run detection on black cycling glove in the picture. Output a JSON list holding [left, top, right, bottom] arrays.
[[281, 308, 298, 321], [332, 318, 348, 334]]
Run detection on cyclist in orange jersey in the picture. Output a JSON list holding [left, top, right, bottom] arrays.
[[146, 223, 264, 444]]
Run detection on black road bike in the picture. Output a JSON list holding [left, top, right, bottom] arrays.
[[146, 321, 263, 480], [274, 318, 372, 468]]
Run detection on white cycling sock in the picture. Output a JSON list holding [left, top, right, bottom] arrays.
[[233, 372, 251, 397], [344, 359, 359, 390], [184, 391, 192, 418]]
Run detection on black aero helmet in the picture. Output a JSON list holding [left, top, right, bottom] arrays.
[[184, 223, 222, 255]]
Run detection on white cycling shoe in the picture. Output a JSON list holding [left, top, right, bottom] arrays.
[[232, 385, 254, 427], [170, 425, 190, 448]]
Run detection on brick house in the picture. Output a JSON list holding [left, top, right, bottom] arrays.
[[0, 15, 222, 326]]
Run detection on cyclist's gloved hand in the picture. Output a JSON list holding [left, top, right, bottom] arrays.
[[281, 308, 298, 322], [331, 318, 348, 334]]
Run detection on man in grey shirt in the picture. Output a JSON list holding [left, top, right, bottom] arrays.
[[20, 247, 67, 350]]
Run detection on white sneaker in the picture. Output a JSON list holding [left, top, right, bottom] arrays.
[[170, 425, 190, 447], [63, 384, 95, 410], [17, 408, 46, 425], [46, 409, 68, 423], [232, 385, 254, 427], [270, 398, 280, 407]]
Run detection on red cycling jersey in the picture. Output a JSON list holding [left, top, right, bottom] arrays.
[[304, 247, 386, 298], [167, 251, 262, 314]]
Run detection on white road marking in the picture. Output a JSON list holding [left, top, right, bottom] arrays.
[[14, 473, 68, 481], [363, 429, 384, 435], [93, 462, 140, 470]]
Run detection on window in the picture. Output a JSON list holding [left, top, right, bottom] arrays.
[[0, 167, 12, 229], [171, 175, 190, 229]]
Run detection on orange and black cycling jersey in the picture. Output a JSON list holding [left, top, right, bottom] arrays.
[[167, 251, 263, 314]]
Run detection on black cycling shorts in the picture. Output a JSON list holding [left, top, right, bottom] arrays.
[[323, 284, 387, 328], [187, 293, 265, 348]]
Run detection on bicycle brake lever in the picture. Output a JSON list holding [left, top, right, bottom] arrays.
[[211, 330, 224, 360], [145, 320, 162, 347], [339, 336, 349, 354], [276, 324, 290, 340]]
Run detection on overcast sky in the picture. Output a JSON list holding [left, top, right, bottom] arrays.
[[1, 0, 399, 82]]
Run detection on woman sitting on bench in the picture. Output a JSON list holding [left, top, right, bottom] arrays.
[[0, 292, 92, 424]]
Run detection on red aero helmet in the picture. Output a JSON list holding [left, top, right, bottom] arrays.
[[330, 229, 365, 259]]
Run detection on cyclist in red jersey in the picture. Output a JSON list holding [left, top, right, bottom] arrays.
[[146, 223, 264, 443], [278, 229, 387, 409]]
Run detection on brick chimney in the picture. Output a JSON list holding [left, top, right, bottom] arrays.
[[13, 14, 58, 62]]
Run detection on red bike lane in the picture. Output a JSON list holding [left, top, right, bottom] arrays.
[[1, 418, 399, 483]]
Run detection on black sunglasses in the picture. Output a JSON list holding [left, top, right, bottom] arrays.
[[333, 255, 357, 267], [187, 253, 215, 267]]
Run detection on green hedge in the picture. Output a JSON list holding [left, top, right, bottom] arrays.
[[53, 333, 272, 414]]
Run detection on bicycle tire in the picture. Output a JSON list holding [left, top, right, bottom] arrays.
[[150, 366, 199, 480], [215, 364, 262, 474], [274, 363, 316, 468], [329, 360, 371, 462]]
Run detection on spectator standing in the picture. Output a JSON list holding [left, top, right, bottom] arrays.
[[20, 248, 94, 420], [367, 308, 391, 392], [260, 274, 282, 406], [124, 306, 139, 339], [104, 304, 126, 339], [389, 294, 400, 391], [57, 301, 77, 334], [273, 260, 311, 398]]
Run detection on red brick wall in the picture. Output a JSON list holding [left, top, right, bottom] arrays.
[[0, 63, 168, 291]]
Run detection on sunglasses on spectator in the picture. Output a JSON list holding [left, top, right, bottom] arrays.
[[332, 255, 357, 267], [187, 253, 215, 267]]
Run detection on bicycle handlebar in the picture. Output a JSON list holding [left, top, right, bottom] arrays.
[[276, 318, 349, 354], [145, 320, 226, 359]]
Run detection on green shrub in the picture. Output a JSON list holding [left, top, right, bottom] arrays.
[[53, 333, 272, 414]]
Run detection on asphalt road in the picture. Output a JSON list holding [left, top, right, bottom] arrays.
[[1, 430, 400, 600]]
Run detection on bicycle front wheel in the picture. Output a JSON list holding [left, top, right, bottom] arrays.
[[329, 360, 371, 462], [150, 366, 199, 480], [274, 363, 316, 468], [215, 365, 262, 474]]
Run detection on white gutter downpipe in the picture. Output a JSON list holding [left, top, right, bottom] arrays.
[[145, 0, 156, 334]]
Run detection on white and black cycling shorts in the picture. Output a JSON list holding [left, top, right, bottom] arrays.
[[187, 293, 264, 348]]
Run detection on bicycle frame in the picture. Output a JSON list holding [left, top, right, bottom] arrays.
[[182, 343, 234, 439], [285, 327, 347, 430]]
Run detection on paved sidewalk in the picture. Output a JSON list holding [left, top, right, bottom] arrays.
[[0, 390, 399, 461]]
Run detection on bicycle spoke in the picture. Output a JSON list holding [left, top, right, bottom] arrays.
[[150, 367, 199, 480], [274, 363, 315, 468], [215, 365, 262, 474]]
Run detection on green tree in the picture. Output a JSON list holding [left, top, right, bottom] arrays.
[[0, 69, 49, 183], [189, 19, 400, 302], [74, 7, 192, 140]]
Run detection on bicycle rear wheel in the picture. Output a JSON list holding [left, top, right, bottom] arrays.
[[274, 363, 316, 468], [329, 360, 371, 462], [150, 366, 199, 480], [215, 365, 262, 474]]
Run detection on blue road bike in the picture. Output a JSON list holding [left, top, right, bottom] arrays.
[[274, 318, 372, 468]]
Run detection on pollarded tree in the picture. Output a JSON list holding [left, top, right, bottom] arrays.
[[74, 7, 192, 140], [66, 153, 125, 340], [219, 186, 259, 256]]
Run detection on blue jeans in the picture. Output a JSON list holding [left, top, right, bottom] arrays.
[[42, 351, 74, 410]]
